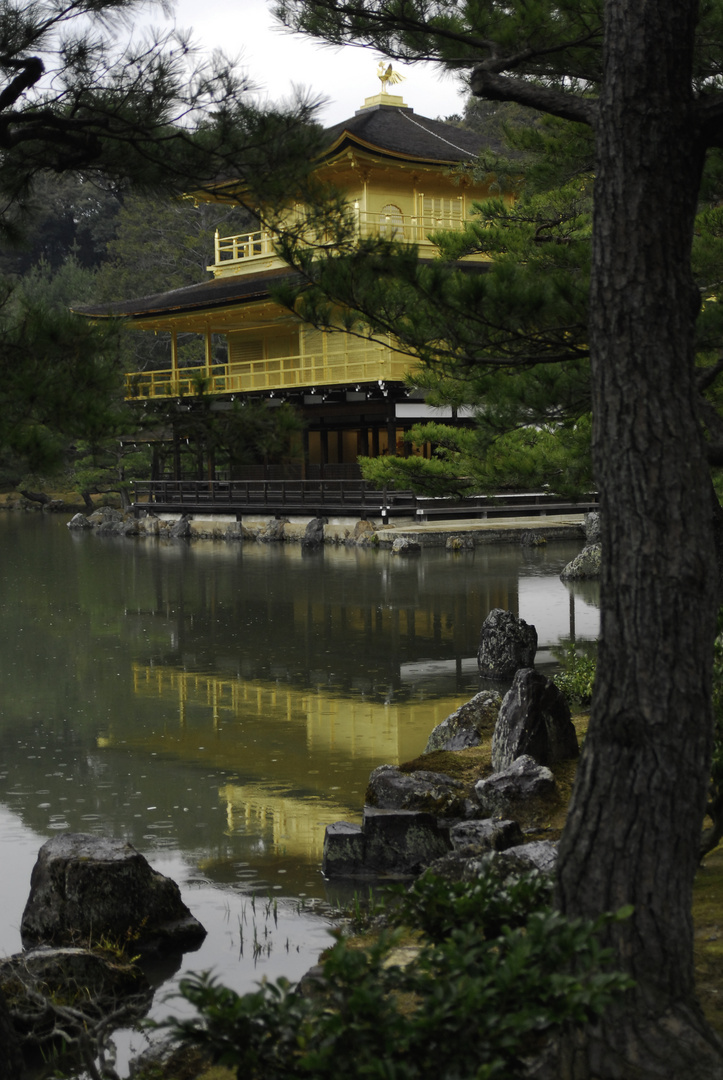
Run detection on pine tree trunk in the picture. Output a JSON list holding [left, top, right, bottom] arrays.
[[555, 1, 723, 1076]]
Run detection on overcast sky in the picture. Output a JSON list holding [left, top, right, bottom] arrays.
[[167, 0, 469, 125]]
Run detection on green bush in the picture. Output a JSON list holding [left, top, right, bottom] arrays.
[[553, 645, 597, 706], [164, 872, 631, 1080], [386, 864, 553, 943]]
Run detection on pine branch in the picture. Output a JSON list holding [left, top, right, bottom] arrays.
[[470, 67, 595, 126]]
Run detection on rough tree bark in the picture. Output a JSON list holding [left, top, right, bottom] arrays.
[[555, 1, 723, 1076]]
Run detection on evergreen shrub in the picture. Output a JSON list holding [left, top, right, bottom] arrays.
[[164, 870, 631, 1080]]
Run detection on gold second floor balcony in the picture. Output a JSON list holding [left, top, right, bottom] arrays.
[[125, 336, 411, 401], [212, 204, 473, 273]]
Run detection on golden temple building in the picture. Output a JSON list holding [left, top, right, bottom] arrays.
[[79, 80, 494, 476]]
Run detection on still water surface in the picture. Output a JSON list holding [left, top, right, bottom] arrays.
[[0, 514, 598, 1066]]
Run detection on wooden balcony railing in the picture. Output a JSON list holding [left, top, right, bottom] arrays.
[[125, 340, 412, 400], [213, 208, 470, 268], [214, 228, 276, 263]]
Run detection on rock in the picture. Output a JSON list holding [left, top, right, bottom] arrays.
[[322, 809, 451, 878], [95, 516, 138, 537], [450, 840, 559, 885], [362, 807, 451, 875], [448, 818, 525, 854], [88, 507, 123, 525], [392, 537, 421, 554], [129, 1042, 215, 1080], [584, 511, 601, 544], [351, 520, 379, 546], [491, 668, 578, 771], [424, 690, 502, 753], [474, 755, 557, 818], [258, 517, 288, 542], [301, 517, 327, 547], [487, 839, 558, 876], [169, 514, 192, 539], [67, 513, 92, 530], [560, 542, 602, 580], [225, 521, 252, 541], [477, 608, 538, 679], [322, 822, 366, 877], [141, 514, 161, 536], [21, 834, 206, 951], [0, 946, 150, 1043], [446, 534, 474, 551], [520, 532, 547, 547], [366, 764, 466, 816]]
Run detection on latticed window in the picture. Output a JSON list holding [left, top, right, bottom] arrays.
[[419, 196, 464, 227]]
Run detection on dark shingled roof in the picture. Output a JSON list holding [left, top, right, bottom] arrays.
[[75, 106, 490, 321], [74, 267, 300, 320], [321, 104, 486, 165]]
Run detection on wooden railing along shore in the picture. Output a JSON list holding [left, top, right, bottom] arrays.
[[132, 480, 598, 522]]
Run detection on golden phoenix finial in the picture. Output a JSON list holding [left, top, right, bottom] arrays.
[[377, 61, 405, 93]]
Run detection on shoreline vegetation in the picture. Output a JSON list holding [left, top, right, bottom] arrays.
[[125, 707, 723, 1080]]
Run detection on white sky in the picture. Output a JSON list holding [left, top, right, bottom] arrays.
[[166, 0, 469, 125]]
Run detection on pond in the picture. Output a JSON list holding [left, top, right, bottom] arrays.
[[0, 513, 598, 1071]]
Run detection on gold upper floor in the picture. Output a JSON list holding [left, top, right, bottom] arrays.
[[210, 193, 479, 277]]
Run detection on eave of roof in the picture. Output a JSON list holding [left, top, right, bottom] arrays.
[[73, 267, 301, 321], [73, 259, 488, 325]]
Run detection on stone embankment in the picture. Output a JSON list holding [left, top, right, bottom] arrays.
[[66, 504, 597, 550]]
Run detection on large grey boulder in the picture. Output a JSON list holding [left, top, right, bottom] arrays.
[[424, 690, 502, 753], [88, 507, 123, 526], [321, 809, 452, 878], [446, 534, 474, 551], [140, 513, 162, 536], [352, 519, 376, 545], [362, 807, 451, 875], [301, 516, 327, 547], [366, 765, 466, 816], [21, 835, 206, 951], [258, 517, 288, 542], [474, 755, 557, 818], [426, 822, 540, 883], [560, 543, 601, 580], [0, 946, 150, 1046], [491, 839, 558, 875], [449, 818, 524, 854], [322, 822, 366, 877], [169, 514, 192, 539], [491, 668, 578, 771], [391, 537, 421, 555], [456, 840, 558, 884], [67, 513, 92, 530], [477, 608, 537, 679]]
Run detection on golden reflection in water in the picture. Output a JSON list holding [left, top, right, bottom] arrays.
[[116, 663, 471, 862], [130, 663, 467, 763], [218, 782, 353, 861]]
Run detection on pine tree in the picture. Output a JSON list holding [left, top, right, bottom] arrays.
[[0, 0, 321, 475], [274, 0, 723, 1074]]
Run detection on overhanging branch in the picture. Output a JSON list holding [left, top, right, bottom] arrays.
[[470, 67, 595, 126]]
